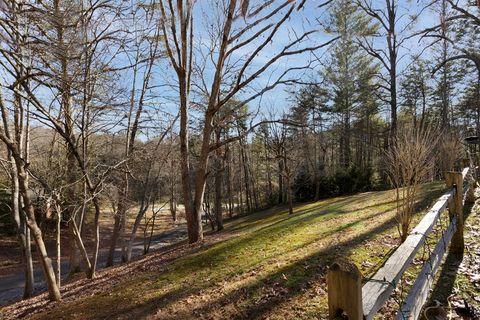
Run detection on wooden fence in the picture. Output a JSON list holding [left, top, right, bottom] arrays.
[[327, 164, 477, 320]]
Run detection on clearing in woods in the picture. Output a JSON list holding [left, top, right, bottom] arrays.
[[1, 182, 479, 319]]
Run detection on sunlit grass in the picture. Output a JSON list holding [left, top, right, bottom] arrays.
[[28, 182, 446, 320]]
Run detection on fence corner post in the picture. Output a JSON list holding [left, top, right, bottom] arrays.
[[445, 171, 464, 253], [327, 260, 364, 320]]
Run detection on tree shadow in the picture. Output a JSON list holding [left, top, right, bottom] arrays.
[[428, 201, 474, 305], [15, 184, 446, 320], [88, 212, 402, 320], [191, 215, 400, 320]]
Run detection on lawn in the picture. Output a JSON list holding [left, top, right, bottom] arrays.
[[1, 182, 453, 319]]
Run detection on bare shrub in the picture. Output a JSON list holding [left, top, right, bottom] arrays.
[[384, 126, 439, 242], [437, 131, 463, 176]]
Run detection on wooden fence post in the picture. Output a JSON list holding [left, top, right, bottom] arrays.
[[445, 172, 464, 253], [327, 260, 364, 320], [463, 159, 476, 204]]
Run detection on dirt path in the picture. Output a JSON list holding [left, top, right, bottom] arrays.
[[0, 219, 188, 306], [0, 229, 232, 320]]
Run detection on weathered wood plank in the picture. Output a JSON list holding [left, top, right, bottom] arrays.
[[361, 190, 454, 319], [396, 217, 457, 319]]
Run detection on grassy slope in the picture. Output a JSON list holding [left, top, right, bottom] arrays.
[[4, 182, 448, 320]]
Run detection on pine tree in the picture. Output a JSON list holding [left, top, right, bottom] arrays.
[[290, 84, 330, 200], [399, 57, 431, 131], [323, 0, 378, 169]]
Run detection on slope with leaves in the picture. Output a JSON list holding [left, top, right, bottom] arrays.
[[0, 183, 446, 319]]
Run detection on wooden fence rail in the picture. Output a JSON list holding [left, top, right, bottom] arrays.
[[327, 165, 476, 320]]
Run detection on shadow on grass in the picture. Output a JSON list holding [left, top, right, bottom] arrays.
[[429, 201, 474, 305], [179, 215, 400, 320], [76, 211, 401, 320], [227, 183, 444, 236], [28, 183, 446, 320]]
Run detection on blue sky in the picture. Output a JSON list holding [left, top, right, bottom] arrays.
[[0, 0, 464, 138], [107, 0, 450, 139], [184, 0, 441, 118]]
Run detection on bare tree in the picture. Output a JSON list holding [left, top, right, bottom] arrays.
[[0, 0, 60, 300], [106, 3, 166, 266], [355, 0, 419, 141], [0, 89, 61, 300], [0, 0, 131, 280], [384, 126, 438, 242], [158, 0, 337, 243], [123, 121, 178, 262]]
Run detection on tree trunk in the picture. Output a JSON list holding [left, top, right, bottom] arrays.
[[249, 160, 259, 210], [169, 158, 177, 222], [70, 220, 92, 276], [9, 157, 34, 298], [214, 153, 223, 231], [7, 0, 34, 299], [20, 225, 34, 299], [15, 159, 61, 301], [108, 174, 129, 266], [125, 205, 149, 262], [106, 213, 121, 267], [170, 196, 177, 222], [237, 145, 244, 214], [440, 0, 449, 132], [225, 145, 234, 218], [239, 138, 252, 213], [286, 174, 294, 215], [387, 0, 398, 142], [278, 159, 284, 204], [88, 198, 101, 278], [344, 108, 351, 168], [178, 73, 202, 243], [267, 164, 274, 205], [55, 206, 61, 287], [284, 154, 294, 215]]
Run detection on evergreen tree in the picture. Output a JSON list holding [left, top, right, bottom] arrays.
[[399, 57, 431, 131], [323, 0, 378, 168], [290, 84, 330, 200]]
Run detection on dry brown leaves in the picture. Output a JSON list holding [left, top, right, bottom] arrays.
[[0, 232, 232, 320]]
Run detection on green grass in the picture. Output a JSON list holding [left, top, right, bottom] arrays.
[[22, 182, 448, 319]]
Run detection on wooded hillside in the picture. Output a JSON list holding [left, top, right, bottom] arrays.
[[0, 0, 479, 318]]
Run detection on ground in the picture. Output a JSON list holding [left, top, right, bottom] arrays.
[[0, 207, 187, 305], [0, 205, 183, 274], [0, 182, 479, 319]]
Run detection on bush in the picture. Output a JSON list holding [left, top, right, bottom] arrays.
[[334, 165, 373, 195], [293, 164, 375, 202]]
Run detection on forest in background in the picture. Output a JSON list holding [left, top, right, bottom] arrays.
[[0, 0, 479, 304]]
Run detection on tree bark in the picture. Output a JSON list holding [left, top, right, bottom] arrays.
[[278, 159, 284, 204], [125, 205, 149, 262], [106, 203, 124, 267], [15, 156, 61, 301], [9, 156, 34, 298], [214, 151, 224, 231], [387, 0, 398, 141]]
